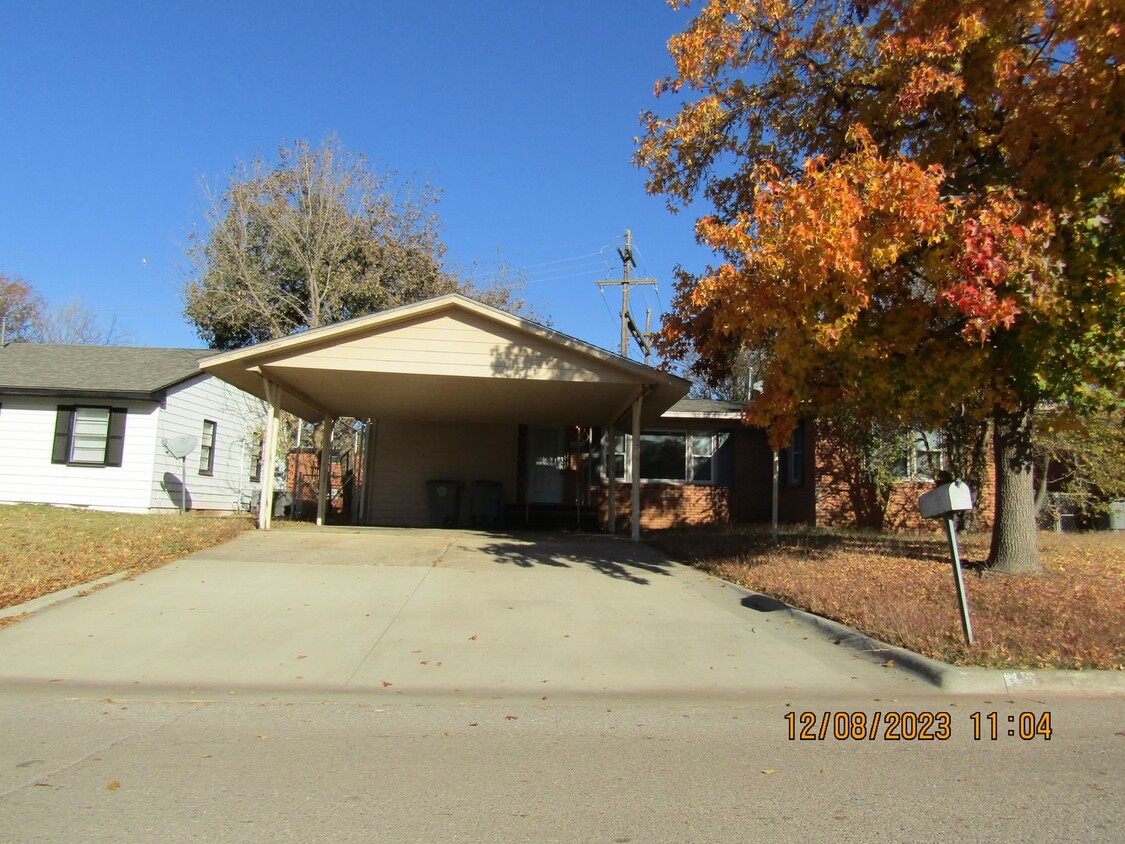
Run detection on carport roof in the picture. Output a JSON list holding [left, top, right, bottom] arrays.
[[200, 294, 690, 426]]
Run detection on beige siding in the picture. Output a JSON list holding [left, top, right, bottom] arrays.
[[264, 311, 634, 384], [367, 419, 518, 527]]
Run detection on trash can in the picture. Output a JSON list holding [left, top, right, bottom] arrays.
[[470, 481, 504, 530], [425, 480, 463, 528], [1109, 500, 1125, 531]]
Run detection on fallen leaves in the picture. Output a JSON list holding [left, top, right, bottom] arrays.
[[0, 505, 253, 611], [652, 527, 1125, 670]]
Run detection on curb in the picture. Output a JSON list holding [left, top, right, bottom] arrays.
[[0, 572, 131, 621], [719, 578, 1125, 696]]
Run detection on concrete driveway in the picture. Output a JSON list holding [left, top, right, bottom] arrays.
[[0, 526, 923, 700]]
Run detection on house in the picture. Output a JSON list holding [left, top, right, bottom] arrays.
[[201, 294, 689, 536], [0, 344, 264, 514], [201, 293, 967, 535]]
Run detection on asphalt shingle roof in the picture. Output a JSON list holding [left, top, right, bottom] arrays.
[[0, 344, 215, 398], [664, 398, 747, 417]]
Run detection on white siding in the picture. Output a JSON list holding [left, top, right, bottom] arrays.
[[151, 375, 264, 513], [0, 397, 159, 513], [367, 419, 518, 526]]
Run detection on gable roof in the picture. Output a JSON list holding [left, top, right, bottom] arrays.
[[0, 344, 216, 400], [202, 293, 691, 425]]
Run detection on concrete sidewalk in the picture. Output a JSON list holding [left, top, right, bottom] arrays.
[[0, 527, 925, 700]]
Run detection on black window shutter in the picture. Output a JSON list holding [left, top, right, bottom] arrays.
[[52, 406, 75, 464], [105, 408, 127, 467]]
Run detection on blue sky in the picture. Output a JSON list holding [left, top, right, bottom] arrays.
[[0, 1, 707, 357]]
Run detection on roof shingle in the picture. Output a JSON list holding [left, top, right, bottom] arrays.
[[0, 344, 215, 398]]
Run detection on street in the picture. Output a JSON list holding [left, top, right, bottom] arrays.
[[1, 688, 1120, 843]]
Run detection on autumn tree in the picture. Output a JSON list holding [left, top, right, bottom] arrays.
[[637, 0, 1125, 573], [0, 274, 45, 342], [184, 137, 526, 349]]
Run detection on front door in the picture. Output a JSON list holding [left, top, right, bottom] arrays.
[[527, 426, 566, 504]]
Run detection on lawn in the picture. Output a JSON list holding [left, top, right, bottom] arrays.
[[0, 504, 252, 616], [650, 526, 1125, 671]]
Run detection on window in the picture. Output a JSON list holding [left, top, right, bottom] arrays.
[[600, 429, 722, 484], [52, 406, 127, 467], [640, 433, 688, 481], [199, 420, 217, 475], [891, 429, 945, 481], [612, 432, 627, 481], [778, 421, 805, 487], [249, 436, 263, 483]]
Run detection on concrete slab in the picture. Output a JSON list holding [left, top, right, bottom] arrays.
[[0, 526, 925, 700]]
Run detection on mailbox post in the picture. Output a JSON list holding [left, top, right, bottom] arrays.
[[919, 481, 975, 646]]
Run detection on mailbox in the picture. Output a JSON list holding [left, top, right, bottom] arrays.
[[919, 481, 973, 520]]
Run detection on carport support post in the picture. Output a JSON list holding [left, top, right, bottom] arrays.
[[258, 379, 282, 531], [630, 393, 642, 541], [606, 424, 616, 534], [316, 416, 334, 527]]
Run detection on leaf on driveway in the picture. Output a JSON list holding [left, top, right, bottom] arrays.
[[106, 781, 121, 791]]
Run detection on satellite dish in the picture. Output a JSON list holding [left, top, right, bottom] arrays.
[[164, 435, 198, 459]]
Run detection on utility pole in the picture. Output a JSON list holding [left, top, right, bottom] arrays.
[[596, 229, 657, 360]]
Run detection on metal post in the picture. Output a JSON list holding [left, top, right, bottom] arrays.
[[630, 394, 643, 541], [316, 416, 333, 526], [259, 379, 281, 530], [606, 424, 617, 534], [771, 450, 780, 545], [944, 517, 974, 645], [179, 455, 188, 515]]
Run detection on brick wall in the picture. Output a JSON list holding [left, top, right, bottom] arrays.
[[590, 483, 732, 531], [814, 421, 995, 532]]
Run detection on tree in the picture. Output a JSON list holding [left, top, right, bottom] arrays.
[[1034, 406, 1125, 521], [637, 0, 1125, 573], [184, 137, 525, 349], [34, 301, 132, 345], [0, 273, 45, 342]]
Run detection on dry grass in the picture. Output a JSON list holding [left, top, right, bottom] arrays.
[[651, 526, 1125, 671], [0, 504, 252, 610]]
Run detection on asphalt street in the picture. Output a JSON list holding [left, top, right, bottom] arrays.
[[0, 691, 1121, 843]]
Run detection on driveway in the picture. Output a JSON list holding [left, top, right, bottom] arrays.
[[0, 527, 924, 700]]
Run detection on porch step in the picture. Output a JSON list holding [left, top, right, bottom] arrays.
[[504, 503, 600, 532]]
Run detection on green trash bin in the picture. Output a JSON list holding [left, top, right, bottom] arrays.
[[426, 480, 463, 528], [470, 481, 503, 530]]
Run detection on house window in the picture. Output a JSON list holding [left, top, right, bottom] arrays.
[[892, 429, 945, 481], [690, 433, 715, 482], [199, 420, 217, 475], [597, 429, 723, 484], [779, 421, 805, 487], [640, 433, 687, 481], [52, 406, 127, 467], [249, 436, 263, 483]]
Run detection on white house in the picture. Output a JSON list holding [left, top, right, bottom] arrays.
[[0, 344, 264, 514]]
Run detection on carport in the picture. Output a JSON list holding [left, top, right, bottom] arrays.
[[200, 294, 690, 538]]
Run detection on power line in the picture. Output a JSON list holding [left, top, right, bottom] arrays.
[[595, 229, 658, 362]]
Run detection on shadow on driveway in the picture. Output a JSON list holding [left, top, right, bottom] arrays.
[[472, 536, 675, 585]]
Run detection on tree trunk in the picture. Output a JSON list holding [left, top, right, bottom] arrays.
[[988, 403, 1042, 574]]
